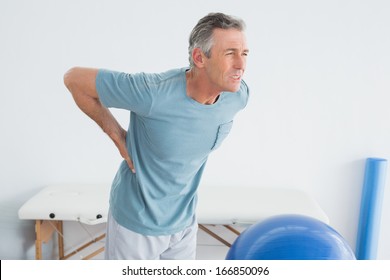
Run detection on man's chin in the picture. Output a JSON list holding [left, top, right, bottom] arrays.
[[226, 85, 241, 93]]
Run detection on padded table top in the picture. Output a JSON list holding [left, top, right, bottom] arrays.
[[197, 186, 329, 224], [18, 184, 329, 225]]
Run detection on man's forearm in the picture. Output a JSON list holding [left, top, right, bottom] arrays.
[[64, 67, 121, 136], [64, 67, 135, 172], [71, 89, 120, 136]]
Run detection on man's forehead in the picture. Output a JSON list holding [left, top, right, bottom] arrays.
[[212, 29, 248, 50]]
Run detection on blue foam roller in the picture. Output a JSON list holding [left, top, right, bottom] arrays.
[[355, 158, 387, 260]]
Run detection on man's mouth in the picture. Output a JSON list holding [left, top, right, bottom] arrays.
[[231, 74, 242, 81]]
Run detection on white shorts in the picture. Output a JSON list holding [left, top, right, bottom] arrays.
[[104, 211, 198, 260]]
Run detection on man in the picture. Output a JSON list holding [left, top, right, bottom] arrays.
[[64, 12, 249, 260]]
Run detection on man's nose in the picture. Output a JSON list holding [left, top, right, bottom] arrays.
[[234, 54, 246, 70]]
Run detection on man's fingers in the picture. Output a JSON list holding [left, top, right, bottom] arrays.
[[112, 130, 136, 173], [118, 146, 135, 173], [124, 156, 136, 174]]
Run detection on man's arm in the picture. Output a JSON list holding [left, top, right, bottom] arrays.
[[63, 67, 135, 173]]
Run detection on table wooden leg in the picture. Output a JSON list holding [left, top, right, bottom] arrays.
[[198, 224, 232, 247], [34, 220, 60, 259], [57, 221, 65, 260], [224, 225, 241, 235], [34, 219, 105, 260], [35, 220, 42, 260]]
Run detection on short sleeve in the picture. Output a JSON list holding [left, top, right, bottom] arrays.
[[96, 69, 153, 116]]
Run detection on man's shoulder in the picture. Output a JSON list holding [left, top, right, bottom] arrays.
[[144, 67, 187, 85]]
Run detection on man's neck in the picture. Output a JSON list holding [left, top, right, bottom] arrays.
[[186, 69, 221, 105]]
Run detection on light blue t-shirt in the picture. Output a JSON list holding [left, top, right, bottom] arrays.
[[96, 67, 249, 236]]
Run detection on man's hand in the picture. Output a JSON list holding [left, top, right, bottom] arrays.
[[109, 126, 135, 173]]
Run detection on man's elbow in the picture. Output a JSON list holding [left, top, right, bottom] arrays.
[[63, 67, 100, 102], [63, 67, 80, 90]]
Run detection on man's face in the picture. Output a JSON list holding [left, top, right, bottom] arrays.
[[203, 28, 249, 93]]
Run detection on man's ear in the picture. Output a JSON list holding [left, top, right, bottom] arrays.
[[192, 48, 206, 68]]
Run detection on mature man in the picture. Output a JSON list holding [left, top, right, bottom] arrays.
[[64, 12, 249, 260]]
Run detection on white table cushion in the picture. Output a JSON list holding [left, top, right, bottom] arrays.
[[18, 184, 329, 226], [197, 186, 329, 225], [18, 184, 110, 225]]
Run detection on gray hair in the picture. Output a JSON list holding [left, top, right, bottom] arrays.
[[188, 13, 246, 68]]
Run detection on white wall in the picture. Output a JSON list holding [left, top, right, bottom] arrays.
[[1, 0, 389, 259]]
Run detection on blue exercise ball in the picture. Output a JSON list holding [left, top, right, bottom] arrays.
[[226, 214, 356, 260]]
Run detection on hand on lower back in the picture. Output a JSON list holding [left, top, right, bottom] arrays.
[[110, 127, 135, 173]]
